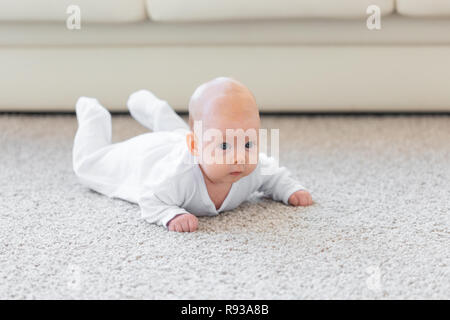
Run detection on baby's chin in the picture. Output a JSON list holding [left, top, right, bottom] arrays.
[[205, 171, 244, 184], [201, 163, 257, 184]]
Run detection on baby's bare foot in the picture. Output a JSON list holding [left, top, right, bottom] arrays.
[[167, 213, 198, 232]]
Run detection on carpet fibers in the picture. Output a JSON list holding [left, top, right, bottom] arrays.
[[0, 114, 449, 299]]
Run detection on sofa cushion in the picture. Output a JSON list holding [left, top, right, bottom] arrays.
[[146, 0, 394, 22], [0, 0, 147, 23], [397, 0, 450, 17]]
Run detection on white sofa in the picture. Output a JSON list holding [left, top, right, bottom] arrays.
[[1, 0, 449, 112]]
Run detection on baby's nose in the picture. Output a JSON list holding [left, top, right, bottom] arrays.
[[234, 153, 245, 165]]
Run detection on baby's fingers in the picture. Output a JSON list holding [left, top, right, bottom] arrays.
[[301, 194, 313, 206], [168, 222, 176, 232], [188, 217, 198, 232], [175, 222, 183, 232], [179, 218, 191, 232], [288, 194, 299, 206], [299, 196, 307, 206]]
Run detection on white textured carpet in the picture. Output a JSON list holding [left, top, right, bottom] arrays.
[[0, 114, 449, 299]]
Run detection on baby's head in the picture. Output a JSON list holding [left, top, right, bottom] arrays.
[[186, 77, 260, 184]]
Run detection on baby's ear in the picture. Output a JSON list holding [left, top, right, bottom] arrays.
[[186, 132, 198, 156]]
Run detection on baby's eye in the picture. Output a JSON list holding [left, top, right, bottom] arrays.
[[245, 141, 254, 149], [219, 142, 231, 150]]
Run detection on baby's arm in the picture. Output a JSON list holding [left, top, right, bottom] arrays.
[[258, 153, 313, 207], [138, 189, 198, 232]]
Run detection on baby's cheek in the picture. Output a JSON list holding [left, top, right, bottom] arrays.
[[245, 163, 258, 176], [203, 163, 229, 180], [246, 149, 259, 166]]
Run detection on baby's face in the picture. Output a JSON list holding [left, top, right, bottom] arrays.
[[187, 77, 261, 184], [198, 116, 259, 184], [195, 95, 260, 184]]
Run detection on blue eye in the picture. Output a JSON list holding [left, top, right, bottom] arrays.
[[245, 141, 254, 149], [220, 142, 230, 150]]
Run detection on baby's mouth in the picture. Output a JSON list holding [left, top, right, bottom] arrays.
[[230, 171, 242, 176]]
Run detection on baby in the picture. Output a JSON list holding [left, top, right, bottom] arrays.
[[73, 77, 312, 232]]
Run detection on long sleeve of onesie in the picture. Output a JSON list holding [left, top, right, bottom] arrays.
[[138, 179, 189, 228], [257, 153, 307, 205]]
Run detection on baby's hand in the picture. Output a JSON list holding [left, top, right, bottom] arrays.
[[288, 190, 313, 206], [167, 213, 198, 232]]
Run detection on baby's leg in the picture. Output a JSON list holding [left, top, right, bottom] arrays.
[[127, 89, 189, 132], [73, 97, 122, 196], [73, 97, 111, 165]]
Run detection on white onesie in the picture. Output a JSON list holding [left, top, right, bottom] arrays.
[[73, 90, 306, 228]]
